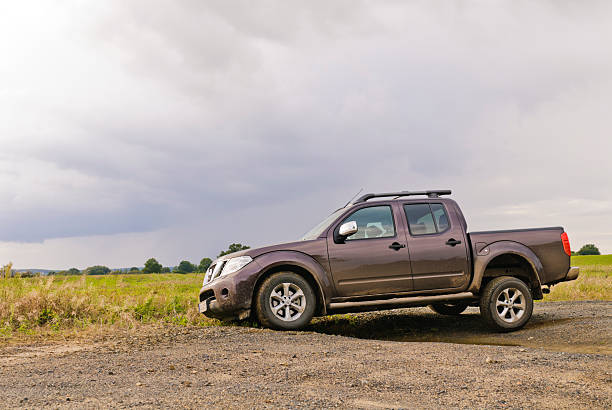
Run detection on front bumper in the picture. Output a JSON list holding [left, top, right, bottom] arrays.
[[198, 260, 262, 321], [198, 296, 250, 321]]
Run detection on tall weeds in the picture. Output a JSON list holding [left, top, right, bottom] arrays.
[[1, 262, 12, 279], [0, 274, 217, 337]]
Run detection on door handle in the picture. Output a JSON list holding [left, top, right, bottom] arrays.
[[446, 238, 462, 247], [389, 242, 406, 251]]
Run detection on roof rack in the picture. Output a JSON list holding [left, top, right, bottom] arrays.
[[353, 190, 451, 204]]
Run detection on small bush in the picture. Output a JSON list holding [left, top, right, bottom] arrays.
[[37, 308, 56, 326], [133, 298, 155, 321]]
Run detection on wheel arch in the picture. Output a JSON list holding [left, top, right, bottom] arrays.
[[251, 252, 330, 316], [468, 241, 544, 300]]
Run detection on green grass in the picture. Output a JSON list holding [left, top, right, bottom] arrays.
[[570, 254, 612, 266], [543, 255, 611, 301], [0, 273, 221, 340]]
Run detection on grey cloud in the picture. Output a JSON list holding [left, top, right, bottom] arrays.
[[1, 1, 611, 266]]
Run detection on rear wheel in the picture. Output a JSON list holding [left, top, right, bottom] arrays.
[[480, 276, 533, 332], [429, 302, 470, 316], [255, 272, 316, 330]]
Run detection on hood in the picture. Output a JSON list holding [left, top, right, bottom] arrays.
[[215, 239, 325, 262]]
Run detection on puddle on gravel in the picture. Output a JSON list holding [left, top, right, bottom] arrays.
[[309, 313, 611, 355], [386, 335, 611, 355]]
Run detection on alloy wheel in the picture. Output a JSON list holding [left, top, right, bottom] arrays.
[[269, 282, 306, 322], [495, 287, 526, 323]]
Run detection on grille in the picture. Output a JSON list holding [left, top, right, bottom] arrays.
[[204, 260, 227, 284]]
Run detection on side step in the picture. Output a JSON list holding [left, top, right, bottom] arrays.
[[328, 292, 476, 313]]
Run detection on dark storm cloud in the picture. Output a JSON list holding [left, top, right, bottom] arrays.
[[1, 1, 611, 267]]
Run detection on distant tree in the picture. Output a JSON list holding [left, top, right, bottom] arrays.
[[174, 260, 196, 274], [161, 267, 171, 273], [577, 244, 600, 255], [198, 258, 212, 272], [67, 268, 80, 275], [143, 258, 162, 274], [84, 265, 111, 275], [128, 267, 140, 273], [218, 243, 250, 258], [18, 271, 37, 278]]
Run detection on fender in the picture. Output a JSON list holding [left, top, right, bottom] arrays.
[[468, 240, 543, 296], [252, 250, 334, 314]]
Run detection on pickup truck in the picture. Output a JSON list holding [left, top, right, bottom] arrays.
[[199, 190, 579, 331]]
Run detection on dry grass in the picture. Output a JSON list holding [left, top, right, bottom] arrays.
[[0, 274, 220, 340], [544, 264, 611, 301]]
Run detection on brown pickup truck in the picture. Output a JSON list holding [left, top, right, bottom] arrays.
[[199, 190, 579, 331]]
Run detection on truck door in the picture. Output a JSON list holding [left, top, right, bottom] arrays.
[[402, 202, 470, 291], [326, 204, 413, 297]]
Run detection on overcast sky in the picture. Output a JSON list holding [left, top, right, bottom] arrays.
[[1, 1, 611, 269]]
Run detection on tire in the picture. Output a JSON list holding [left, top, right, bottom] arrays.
[[254, 272, 316, 330], [429, 302, 470, 316], [480, 276, 533, 332]]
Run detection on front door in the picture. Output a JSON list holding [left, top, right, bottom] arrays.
[[402, 202, 470, 291], [327, 204, 413, 297]]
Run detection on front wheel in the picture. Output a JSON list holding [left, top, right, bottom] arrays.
[[254, 272, 316, 330], [480, 276, 533, 332]]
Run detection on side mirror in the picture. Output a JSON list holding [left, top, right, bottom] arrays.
[[337, 221, 358, 242]]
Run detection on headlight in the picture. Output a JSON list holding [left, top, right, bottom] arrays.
[[203, 256, 253, 286], [220, 256, 252, 277]]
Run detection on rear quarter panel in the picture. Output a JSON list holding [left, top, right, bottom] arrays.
[[469, 227, 570, 284]]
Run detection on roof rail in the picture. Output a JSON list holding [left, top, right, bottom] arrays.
[[353, 190, 451, 204]]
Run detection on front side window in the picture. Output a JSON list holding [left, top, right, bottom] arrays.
[[404, 203, 450, 236], [339, 206, 396, 241]]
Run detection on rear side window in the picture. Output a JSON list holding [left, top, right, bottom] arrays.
[[431, 203, 449, 231], [404, 203, 450, 236], [339, 206, 396, 241]]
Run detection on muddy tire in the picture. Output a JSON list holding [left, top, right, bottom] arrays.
[[255, 272, 316, 330], [480, 276, 533, 332], [429, 302, 470, 316]]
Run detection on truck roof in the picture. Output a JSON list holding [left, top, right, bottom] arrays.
[[353, 190, 452, 204]]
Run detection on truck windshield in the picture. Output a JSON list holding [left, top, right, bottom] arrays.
[[301, 207, 346, 241]]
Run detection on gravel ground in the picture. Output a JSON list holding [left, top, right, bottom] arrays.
[[0, 301, 610, 409]]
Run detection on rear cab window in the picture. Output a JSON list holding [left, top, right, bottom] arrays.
[[404, 203, 450, 236]]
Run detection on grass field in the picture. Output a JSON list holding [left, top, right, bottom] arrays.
[[544, 254, 612, 301], [0, 255, 610, 340], [0, 273, 216, 340], [569, 254, 612, 266]]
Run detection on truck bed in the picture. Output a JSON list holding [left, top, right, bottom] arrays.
[[468, 226, 570, 284]]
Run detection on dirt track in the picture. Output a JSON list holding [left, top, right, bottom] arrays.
[[0, 301, 610, 409]]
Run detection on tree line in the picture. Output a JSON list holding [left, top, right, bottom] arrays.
[[45, 243, 251, 276]]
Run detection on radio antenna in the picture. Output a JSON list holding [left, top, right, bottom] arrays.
[[343, 188, 364, 207]]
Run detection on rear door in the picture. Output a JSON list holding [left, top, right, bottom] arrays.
[[326, 203, 413, 297], [401, 201, 470, 291]]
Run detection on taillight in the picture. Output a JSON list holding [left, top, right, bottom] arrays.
[[561, 232, 571, 256]]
